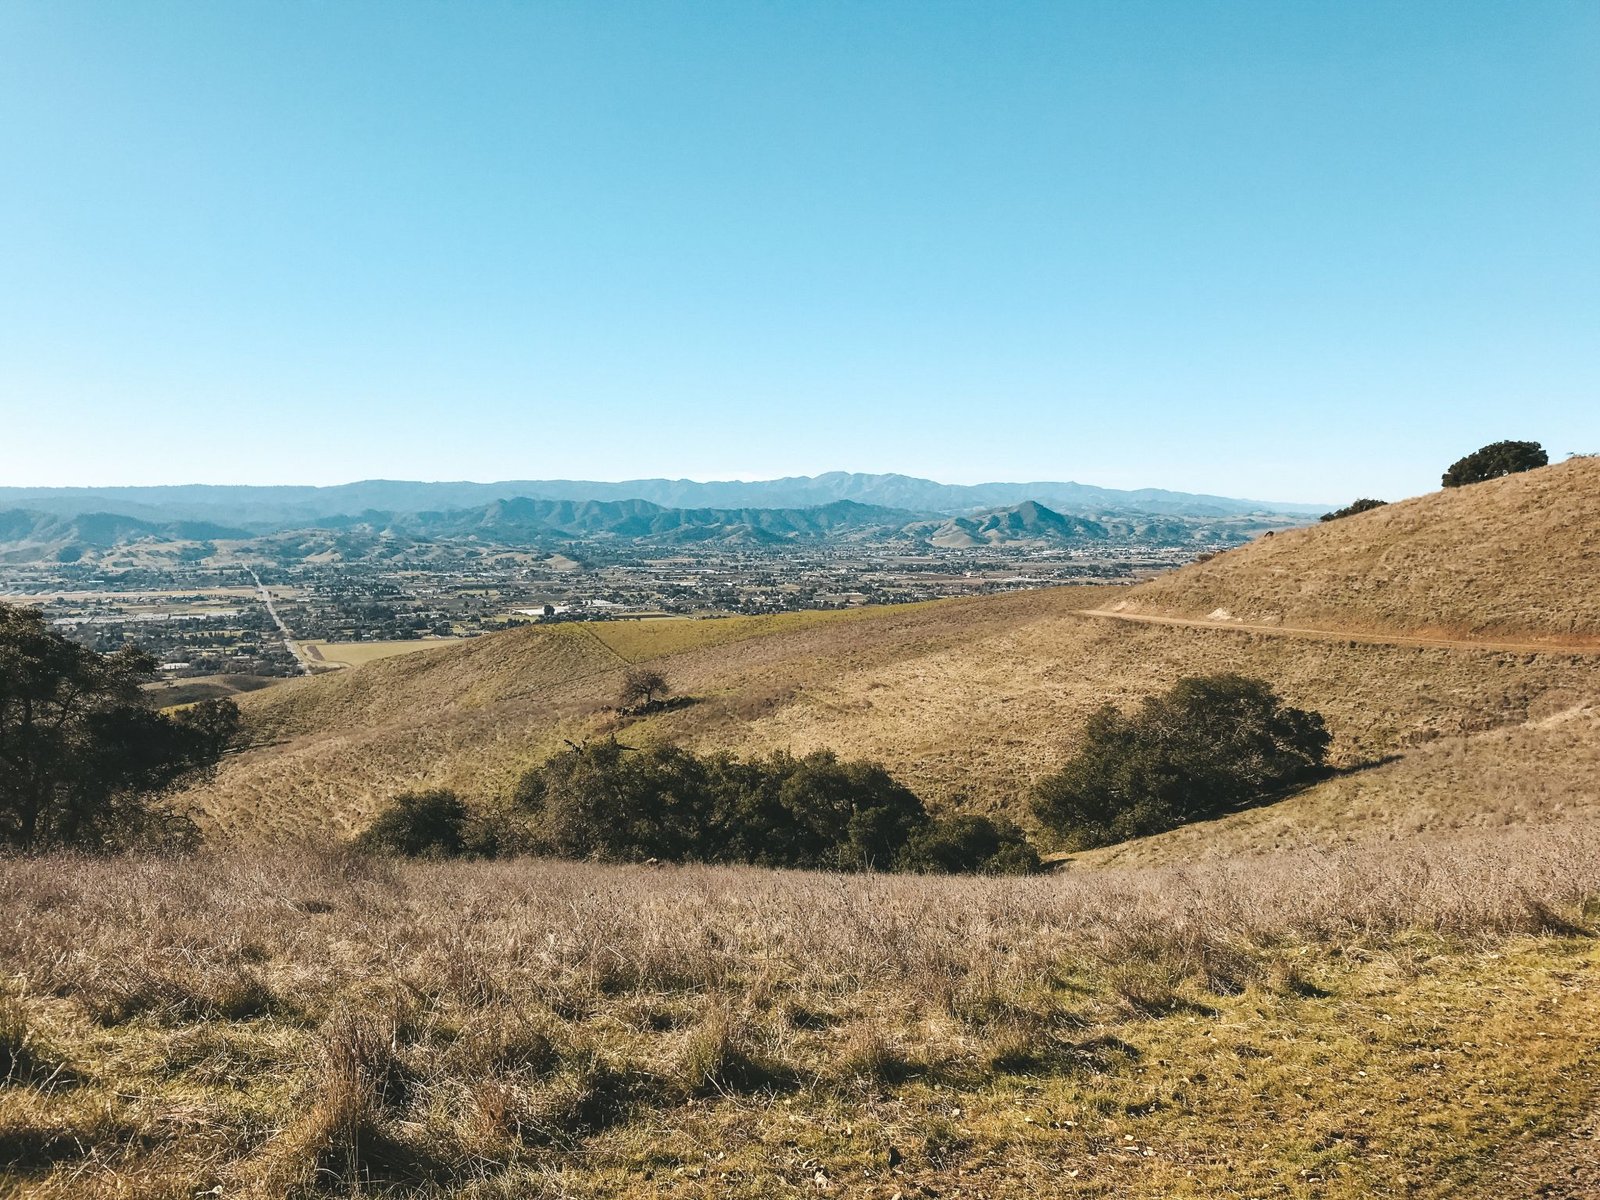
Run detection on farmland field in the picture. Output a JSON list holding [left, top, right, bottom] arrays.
[[298, 639, 453, 668]]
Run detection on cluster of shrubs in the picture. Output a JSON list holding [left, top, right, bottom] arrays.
[[1320, 497, 1387, 522], [366, 673, 1334, 868], [1441, 439, 1546, 487], [360, 744, 1040, 875], [1031, 674, 1330, 849], [1320, 439, 1550, 524]]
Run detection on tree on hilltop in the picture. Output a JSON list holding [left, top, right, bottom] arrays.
[[0, 603, 239, 851], [1320, 498, 1387, 522], [1442, 440, 1548, 488]]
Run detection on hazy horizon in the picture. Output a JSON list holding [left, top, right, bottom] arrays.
[[0, 467, 1328, 505]]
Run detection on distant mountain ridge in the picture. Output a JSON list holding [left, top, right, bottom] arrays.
[[336, 497, 911, 546], [0, 496, 1282, 563], [0, 510, 250, 562], [0, 472, 1326, 528]]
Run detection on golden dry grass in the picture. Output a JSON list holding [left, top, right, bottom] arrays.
[[188, 583, 1599, 845], [2, 827, 1598, 1198], [1117, 456, 1600, 643], [1077, 699, 1600, 868], [300, 639, 450, 667]]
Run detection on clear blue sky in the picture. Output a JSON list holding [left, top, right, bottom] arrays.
[[2, 1, 1596, 503]]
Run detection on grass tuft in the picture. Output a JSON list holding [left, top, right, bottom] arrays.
[[0, 993, 77, 1089]]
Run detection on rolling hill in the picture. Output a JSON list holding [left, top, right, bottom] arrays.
[[897, 501, 1240, 548], [1108, 455, 1600, 644], [180, 459, 1600, 853], [0, 509, 248, 562]]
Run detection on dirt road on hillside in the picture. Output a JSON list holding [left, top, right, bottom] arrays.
[[1075, 607, 1600, 656]]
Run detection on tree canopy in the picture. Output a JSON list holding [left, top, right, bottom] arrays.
[[1032, 674, 1330, 850], [488, 741, 1038, 874], [1441, 440, 1548, 488], [0, 603, 239, 851], [1320, 498, 1387, 522], [356, 789, 470, 858]]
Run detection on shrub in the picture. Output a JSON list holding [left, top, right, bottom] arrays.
[[512, 742, 715, 863], [617, 667, 670, 710], [509, 742, 1036, 873], [1032, 674, 1330, 849], [1320, 498, 1387, 522], [898, 814, 1041, 875], [705, 750, 928, 870], [1441, 440, 1547, 487], [357, 789, 470, 858]]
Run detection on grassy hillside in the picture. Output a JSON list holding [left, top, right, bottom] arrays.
[[189, 583, 1600, 845], [1111, 456, 1600, 643], [3, 831, 1597, 1197], [1077, 699, 1600, 869], [17, 469, 1600, 1198]]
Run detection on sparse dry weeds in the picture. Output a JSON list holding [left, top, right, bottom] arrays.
[[2, 826, 1598, 1196]]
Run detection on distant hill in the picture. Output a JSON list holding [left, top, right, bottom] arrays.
[[365, 496, 909, 545], [896, 500, 1239, 548], [0, 471, 1325, 528], [901, 501, 1109, 548], [0, 509, 248, 562], [1112, 456, 1600, 643], [0, 494, 1283, 562]]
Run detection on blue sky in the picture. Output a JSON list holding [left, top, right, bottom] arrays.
[[1, 1, 1595, 503]]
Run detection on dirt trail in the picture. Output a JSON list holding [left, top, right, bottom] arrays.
[[1075, 607, 1600, 657]]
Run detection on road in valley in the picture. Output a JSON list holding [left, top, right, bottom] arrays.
[[247, 569, 312, 675]]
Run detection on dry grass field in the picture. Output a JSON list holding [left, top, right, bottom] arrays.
[[14, 463, 1600, 1198], [3, 827, 1599, 1198], [299, 639, 453, 669], [1115, 456, 1600, 643], [188, 583, 1600, 846]]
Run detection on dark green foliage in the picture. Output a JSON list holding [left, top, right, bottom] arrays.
[[506, 742, 1038, 874], [704, 750, 927, 870], [898, 813, 1041, 874], [1032, 674, 1330, 850], [1441, 440, 1548, 487], [1320, 498, 1387, 522], [358, 789, 471, 858], [0, 603, 238, 851]]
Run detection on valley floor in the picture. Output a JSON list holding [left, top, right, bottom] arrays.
[[3, 828, 1598, 1198]]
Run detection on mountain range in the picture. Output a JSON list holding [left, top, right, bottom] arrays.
[[0, 471, 1326, 528], [0, 495, 1287, 563]]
